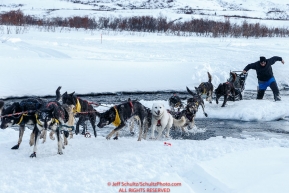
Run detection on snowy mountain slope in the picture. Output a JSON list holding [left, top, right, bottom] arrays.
[[0, 0, 288, 21]]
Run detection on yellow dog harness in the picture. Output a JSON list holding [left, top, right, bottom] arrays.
[[73, 98, 82, 114], [112, 106, 121, 127], [17, 113, 28, 125], [35, 114, 60, 127]]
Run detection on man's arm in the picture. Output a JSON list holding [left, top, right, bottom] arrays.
[[268, 56, 283, 65], [243, 62, 256, 73]]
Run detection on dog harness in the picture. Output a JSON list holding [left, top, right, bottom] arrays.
[[35, 114, 43, 126], [112, 106, 121, 127], [129, 101, 134, 114], [73, 98, 81, 114], [16, 113, 28, 125], [35, 114, 60, 128]]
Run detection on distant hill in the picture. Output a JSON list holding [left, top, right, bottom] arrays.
[[0, 0, 288, 21]]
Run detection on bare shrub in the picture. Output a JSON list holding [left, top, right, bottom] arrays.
[[0, 10, 288, 38]]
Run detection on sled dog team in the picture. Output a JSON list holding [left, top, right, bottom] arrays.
[[0, 71, 238, 157]]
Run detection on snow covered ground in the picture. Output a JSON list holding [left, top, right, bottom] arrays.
[[1, 0, 289, 193], [1, 26, 289, 193]]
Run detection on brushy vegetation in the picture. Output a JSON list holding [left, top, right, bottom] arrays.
[[0, 9, 288, 38]]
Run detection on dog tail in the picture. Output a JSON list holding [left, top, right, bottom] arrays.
[[0, 100, 4, 114], [56, 86, 62, 102], [207, 72, 212, 83], [186, 86, 196, 96], [230, 72, 236, 83], [173, 116, 186, 127]]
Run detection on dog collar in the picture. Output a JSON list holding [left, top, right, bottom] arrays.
[[157, 120, 162, 127], [112, 106, 121, 127]]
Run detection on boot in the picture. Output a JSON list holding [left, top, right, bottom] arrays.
[[274, 94, 281, 101]]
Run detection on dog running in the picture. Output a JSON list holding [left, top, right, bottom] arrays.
[[29, 101, 74, 157], [170, 86, 208, 130], [168, 94, 184, 112], [150, 103, 186, 139], [97, 99, 150, 141], [195, 72, 214, 103], [62, 91, 98, 137], [215, 72, 236, 107], [0, 87, 61, 150], [0, 98, 46, 150], [186, 87, 208, 117]]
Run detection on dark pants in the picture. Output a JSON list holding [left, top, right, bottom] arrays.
[[257, 80, 280, 100]]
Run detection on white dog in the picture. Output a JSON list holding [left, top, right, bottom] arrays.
[[151, 103, 186, 139]]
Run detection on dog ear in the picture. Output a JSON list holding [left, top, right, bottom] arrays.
[[62, 91, 67, 99], [69, 92, 75, 96]]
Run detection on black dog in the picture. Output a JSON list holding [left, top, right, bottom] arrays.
[[29, 101, 73, 157], [170, 104, 196, 131], [215, 72, 236, 107], [62, 91, 97, 137], [0, 98, 45, 149], [187, 87, 208, 117], [195, 72, 214, 103], [168, 94, 183, 112], [0, 87, 61, 150], [97, 99, 150, 141], [168, 87, 208, 132]]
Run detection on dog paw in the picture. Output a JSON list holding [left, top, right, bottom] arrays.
[[30, 152, 36, 158], [11, 144, 20, 149], [58, 152, 63, 155], [75, 129, 79, 135], [130, 131, 135, 136], [204, 113, 208, 117], [113, 136, 118, 140]]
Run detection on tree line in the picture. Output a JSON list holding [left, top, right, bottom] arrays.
[[0, 10, 288, 38]]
